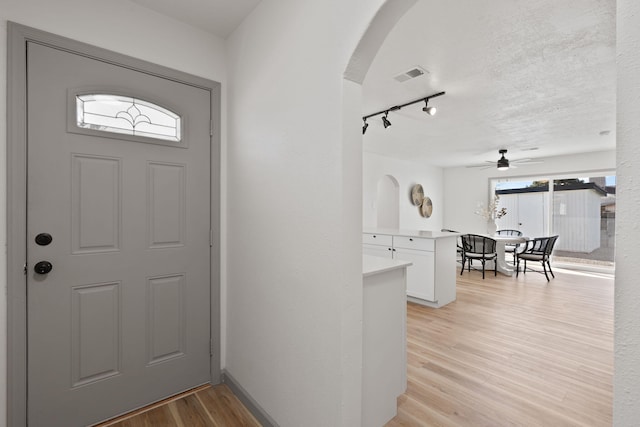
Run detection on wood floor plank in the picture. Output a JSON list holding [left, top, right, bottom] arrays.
[[168, 394, 213, 427], [111, 404, 176, 427], [195, 384, 262, 427], [97, 384, 259, 427], [388, 267, 613, 426]]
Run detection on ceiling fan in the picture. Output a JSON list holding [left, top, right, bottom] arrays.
[[466, 149, 543, 170]]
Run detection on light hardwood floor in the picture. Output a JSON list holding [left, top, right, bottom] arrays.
[[98, 266, 613, 427], [388, 266, 614, 426], [96, 384, 261, 427]]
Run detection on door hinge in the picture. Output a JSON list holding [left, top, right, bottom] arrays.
[[209, 230, 213, 247], [210, 120, 214, 137], [210, 339, 213, 357], [23, 263, 27, 275]]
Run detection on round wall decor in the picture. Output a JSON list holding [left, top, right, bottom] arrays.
[[420, 197, 433, 218], [411, 184, 424, 206]]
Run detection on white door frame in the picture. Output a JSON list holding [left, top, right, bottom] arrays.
[[6, 22, 222, 427]]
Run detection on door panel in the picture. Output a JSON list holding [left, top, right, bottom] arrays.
[[71, 154, 122, 253], [148, 162, 186, 247], [71, 282, 121, 387], [148, 274, 186, 364], [27, 42, 211, 427]]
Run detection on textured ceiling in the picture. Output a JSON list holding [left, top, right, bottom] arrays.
[[361, 0, 616, 168], [130, 0, 261, 38], [129, 0, 616, 169]]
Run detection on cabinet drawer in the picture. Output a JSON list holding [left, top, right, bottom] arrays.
[[393, 235, 434, 251], [362, 233, 393, 246]]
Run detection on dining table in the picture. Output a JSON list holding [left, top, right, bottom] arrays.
[[491, 234, 528, 276]]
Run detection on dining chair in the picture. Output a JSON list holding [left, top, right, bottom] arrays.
[[460, 234, 497, 279], [516, 235, 560, 281], [496, 229, 523, 263]]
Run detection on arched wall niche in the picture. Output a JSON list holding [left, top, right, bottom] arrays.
[[376, 174, 400, 228]]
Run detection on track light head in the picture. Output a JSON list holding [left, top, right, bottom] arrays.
[[497, 149, 510, 170], [422, 99, 437, 116], [362, 119, 369, 135], [382, 111, 392, 128]]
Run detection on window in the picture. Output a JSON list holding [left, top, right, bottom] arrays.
[[76, 94, 181, 142]]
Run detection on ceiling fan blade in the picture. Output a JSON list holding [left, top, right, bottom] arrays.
[[466, 164, 495, 169], [466, 161, 495, 168], [512, 160, 544, 165]]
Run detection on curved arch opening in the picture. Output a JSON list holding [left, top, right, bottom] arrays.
[[376, 174, 400, 228]]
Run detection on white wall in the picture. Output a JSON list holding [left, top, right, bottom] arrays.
[[615, 0, 640, 423], [364, 151, 444, 230], [0, 2, 226, 426], [443, 150, 616, 235], [225, 1, 388, 425]]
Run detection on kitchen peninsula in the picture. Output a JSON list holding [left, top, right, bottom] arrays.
[[363, 228, 459, 308]]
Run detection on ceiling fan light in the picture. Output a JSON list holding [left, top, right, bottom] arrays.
[[496, 149, 509, 170], [497, 157, 509, 170]]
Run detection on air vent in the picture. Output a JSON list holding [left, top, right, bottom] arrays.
[[393, 66, 429, 83]]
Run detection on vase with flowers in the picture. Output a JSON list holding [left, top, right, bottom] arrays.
[[475, 195, 507, 235]]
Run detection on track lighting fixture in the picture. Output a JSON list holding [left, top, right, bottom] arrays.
[[381, 111, 391, 128], [422, 99, 437, 116], [362, 91, 445, 134]]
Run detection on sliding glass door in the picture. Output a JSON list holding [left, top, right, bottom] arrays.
[[493, 173, 615, 270]]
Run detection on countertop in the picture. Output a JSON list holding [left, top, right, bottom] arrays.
[[363, 254, 412, 277], [363, 227, 461, 239]]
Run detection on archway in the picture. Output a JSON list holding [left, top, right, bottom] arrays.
[[342, 0, 626, 424]]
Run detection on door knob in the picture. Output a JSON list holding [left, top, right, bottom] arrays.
[[34, 261, 53, 275]]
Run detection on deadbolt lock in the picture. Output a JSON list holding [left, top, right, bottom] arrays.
[[35, 233, 53, 246], [34, 261, 53, 275]]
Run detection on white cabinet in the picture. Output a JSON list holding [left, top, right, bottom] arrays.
[[393, 235, 434, 251], [362, 232, 393, 258], [362, 233, 393, 247], [393, 236, 438, 303], [363, 244, 393, 258], [394, 247, 435, 301], [362, 231, 457, 308]]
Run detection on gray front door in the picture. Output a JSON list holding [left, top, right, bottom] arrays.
[[27, 41, 212, 427]]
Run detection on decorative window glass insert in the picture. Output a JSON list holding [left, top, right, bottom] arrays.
[[76, 94, 181, 142]]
